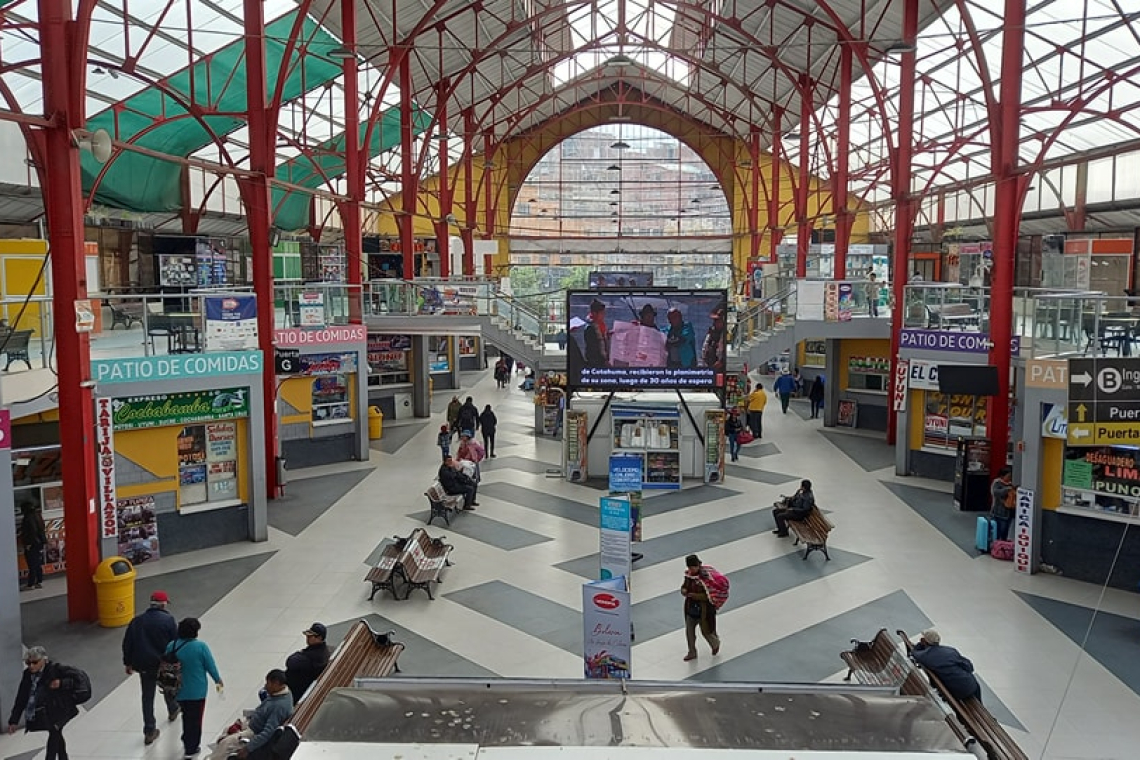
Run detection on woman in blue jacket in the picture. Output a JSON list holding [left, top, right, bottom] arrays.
[[166, 618, 222, 759]]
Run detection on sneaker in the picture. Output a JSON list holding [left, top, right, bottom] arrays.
[[144, 729, 160, 745], [683, 652, 697, 662], [168, 706, 181, 722], [184, 748, 200, 759]]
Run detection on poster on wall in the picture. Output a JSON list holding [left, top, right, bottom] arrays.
[[704, 409, 726, 483], [368, 334, 410, 373], [158, 255, 196, 287], [206, 422, 237, 461], [582, 576, 631, 680], [923, 392, 986, 449], [204, 295, 258, 351], [837, 399, 858, 428], [298, 291, 326, 328], [116, 495, 160, 565], [297, 353, 358, 376]]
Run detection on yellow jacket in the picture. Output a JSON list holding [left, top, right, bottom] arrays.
[[747, 389, 768, 412]]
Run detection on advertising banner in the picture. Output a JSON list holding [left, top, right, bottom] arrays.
[[112, 388, 249, 430], [704, 409, 726, 483], [566, 410, 589, 482], [893, 360, 909, 412], [297, 291, 325, 328], [1062, 446, 1140, 500], [567, 289, 727, 389], [204, 295, 258, 351], [1014, 487, 1034, 575], [295, 352, 358, 376], [117, 495, 160, 565], [582, 576, 631, 680], [608, 452, 643, 493], [96, 398, 117, 539], [599, 496, 632, 581], [368, 334, 411, 373]]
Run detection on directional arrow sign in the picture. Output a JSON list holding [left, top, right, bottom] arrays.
[[1067, 359, 1097, 401], [1068, 423, 1093, 443], [1071, 371, 1093, 387], [1066, 358, 1140, 443], [1067, 422, 1140, 445]]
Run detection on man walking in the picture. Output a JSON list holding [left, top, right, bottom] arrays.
[[122, 590, 179, 745], [745, 382, 767, 438], [773, 370, 796, 414], [8, 646, 83, 760]]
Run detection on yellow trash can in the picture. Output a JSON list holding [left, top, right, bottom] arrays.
[[368, 406, 383, 440], [92, 556, 136, 628]]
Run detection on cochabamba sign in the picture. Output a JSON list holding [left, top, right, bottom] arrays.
[[111, 388, 250, 430]]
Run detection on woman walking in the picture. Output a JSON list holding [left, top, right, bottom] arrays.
[[7, 646, 81, 760], [724, 408, 743, 462], [478, 404, 498, 458], [165, 617, 222, 759], [808, 376, 825, 419]]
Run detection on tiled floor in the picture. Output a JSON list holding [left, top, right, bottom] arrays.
[[6, 369, 1140, 760]]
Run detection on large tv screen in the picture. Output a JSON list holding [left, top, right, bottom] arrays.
[[566, 289, 728, 389]]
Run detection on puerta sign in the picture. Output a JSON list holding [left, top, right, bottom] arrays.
[[1067, 358, 1140, 445]]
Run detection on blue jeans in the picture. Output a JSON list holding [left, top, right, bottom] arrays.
[[139, 668, 179, 734], [727, 434, 740, 461]]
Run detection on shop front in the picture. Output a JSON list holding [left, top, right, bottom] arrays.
[[834, 338, 891, 431], [1017, 358, 1140, 589], [89, 351, 268, 558], [274, 326, 369, 468]]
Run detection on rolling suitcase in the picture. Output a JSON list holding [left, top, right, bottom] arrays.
[[975, 516, 996, 553]]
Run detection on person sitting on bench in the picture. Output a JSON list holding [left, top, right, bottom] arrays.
[[439, 455, 478, 510], [209, 669, 292, 759], [912, 628, 982, 702], [772, 479, 815, 537]]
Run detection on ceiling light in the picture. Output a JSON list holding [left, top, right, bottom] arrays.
[[433, 133, 449, 140], [92, 66, 107, 75], [611, 211, 618, 216], [327, 46, 356, 60], [607, 164, 621, 171], [885, 40, 916, 54], [610, 202, 618, 207], [609, 115, 632, 122], [709, 184, 719, 190], [610, 189, 620, 195], [691, 198, 701, 204], [783, 131, 800, 140], [605, 54, 634, 67], [1026, 185, 1036, 191], [528, 198, 537, 203], [611, 141, 630, 149]]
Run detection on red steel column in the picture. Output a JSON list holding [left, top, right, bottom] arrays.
[[462, 110, 476, 275], [748, 131, 761, 264], [341, 0, 364, 311], [482, 131, 495, 249], [242, 0, 279, 496], [833, 43, 853, 280], [887, 0, 919, 445], [399, 52, 416, 278], [987, 0, 1027, 474], [795, 77, 812, 278], [38, 0, 98, 620], [435, 82, 451, 277], [768, 109, 782, 263]]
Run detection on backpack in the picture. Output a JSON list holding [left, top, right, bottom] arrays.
[[701, 566, 731, 610], [60, 664, 92, 705], [990, 540, 1014, 561], [157, 641, 187, 696]]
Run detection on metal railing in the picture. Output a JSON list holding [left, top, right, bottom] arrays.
[[1029, 292, 1139, 359], [272, 283, 362, 329], [732, 285, 797, 349]]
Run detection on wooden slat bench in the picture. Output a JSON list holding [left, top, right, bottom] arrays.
[[289, 619, 405, 735], [1, 329, 33, 371], [425, 481, 464, 526], [842, 629, 974, 752], [364, 533, 414, 601], [898, 629, 1028, 760], [787, 506, 834, 561], [401, 529, 453, 600]]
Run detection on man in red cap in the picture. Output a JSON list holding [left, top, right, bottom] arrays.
[[122, 590, 179, 745]]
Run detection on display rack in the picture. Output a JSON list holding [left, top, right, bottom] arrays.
[[611, 403, 682, 490]]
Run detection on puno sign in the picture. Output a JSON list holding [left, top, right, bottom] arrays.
[[96, 398, 117, 539]]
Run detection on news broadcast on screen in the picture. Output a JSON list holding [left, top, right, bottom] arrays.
[[565, 289, 728, 390]]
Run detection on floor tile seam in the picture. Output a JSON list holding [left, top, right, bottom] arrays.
[[1010, 583, 1140, 620]]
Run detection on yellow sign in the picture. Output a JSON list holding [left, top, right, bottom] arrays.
[[1026, 359, 1069, 389], [1067, 422, 1140, 445]]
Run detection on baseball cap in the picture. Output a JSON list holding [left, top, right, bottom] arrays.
[[150, 590, 170, 604], [303, 623, 328, 639]]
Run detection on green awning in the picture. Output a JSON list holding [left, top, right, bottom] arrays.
[[272, 105, 432, 231], [81, 11, 342, 212]]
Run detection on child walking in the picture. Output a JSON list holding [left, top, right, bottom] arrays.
[[437, 424, 452, 457]]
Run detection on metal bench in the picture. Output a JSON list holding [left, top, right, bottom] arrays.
[[401, 529, 453, 600], [1, 329, 33, 371], [787, 506, 834, 561], [898, 629, 1027, 760], [927, 302, 981, 330], [108, 302, 143, 329], [289, 620, 405, 735], [363, 533, 413, 601], [425, 481, 464, 526]]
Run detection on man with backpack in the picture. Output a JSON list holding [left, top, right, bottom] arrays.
[[122, 590, 179, 745], [8, 645, 90, 760]]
